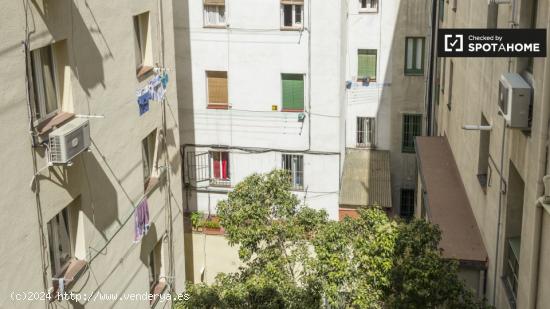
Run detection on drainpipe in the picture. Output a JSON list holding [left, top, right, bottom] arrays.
[[425, 0, 438, 136]]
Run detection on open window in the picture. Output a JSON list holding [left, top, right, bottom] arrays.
[[134, 12, 154, 78], [148, 240, 167, 306], [203, 0, 226, 27], [142, 129, 161, 193], [281, 0, 304, 30], [282, 154, 304, 190], [359, 0, 378, 13], [30, 41, 73, 133]]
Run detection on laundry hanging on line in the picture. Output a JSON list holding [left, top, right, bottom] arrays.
[[134, 197, 150, 243], [135, 71, 170, 116]]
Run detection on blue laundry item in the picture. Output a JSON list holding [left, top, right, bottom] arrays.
[[148, 76, 165, 102], [137, 88, 151, 116], [160, 72, 169, 89]]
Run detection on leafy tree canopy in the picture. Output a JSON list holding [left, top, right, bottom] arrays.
[[177, 170, 488, 309]]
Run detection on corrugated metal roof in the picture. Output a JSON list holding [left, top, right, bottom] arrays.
[[339, 149, 392, 208]]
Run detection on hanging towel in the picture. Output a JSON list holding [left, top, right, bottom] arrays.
[[148, 75, 165, 102], [134, 197, 150, 243], [136, 88, 151, 116]]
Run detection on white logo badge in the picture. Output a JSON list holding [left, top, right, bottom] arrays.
[[444, 34, 463, 52]]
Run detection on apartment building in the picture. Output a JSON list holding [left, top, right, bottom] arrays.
[[341, 0, 429, 219], [1, 1, 186, 308], [419, 0, 550, 307]]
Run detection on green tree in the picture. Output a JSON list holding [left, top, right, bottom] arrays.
[[178, 170, 487, 309]]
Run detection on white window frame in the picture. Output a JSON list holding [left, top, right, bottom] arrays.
[[47, 208, 72, 277], [281, 4, 304, 29], [31, 45, 60, 124], [357, 117, 376, 148], [282, 154, 304, 190], [359, 0, 378, 13], [203, 5, 226, 27], [209, 150, 231, 186]]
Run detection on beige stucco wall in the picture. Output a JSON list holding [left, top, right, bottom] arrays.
[[435, 0, 550, 307], [189, 233, 241, 284], [0, 1, 186, 308]]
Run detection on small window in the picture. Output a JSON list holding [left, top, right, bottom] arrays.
[[210, 151, 230, 186], [281, 1, 304, 29], [358, 49, 377, 81], [405, 37, 425, 75], [281, 74, 304, 111], [203, 0, 226, 27], [30, 45, 59, 122], [207, 71, 229, 109], [148, 240, 166, 305], [477, 115, 491, 188], [48, 208, 72, 277], [142, 129, 159, 190], [402, 114, 422, 153], [439, 0, 444, 22], [282, 154, 304, 190], [134, 12, 153, 77], [357, 117, 376, 148], [400, 189, 415, 219], [360, 0, 378, 12]]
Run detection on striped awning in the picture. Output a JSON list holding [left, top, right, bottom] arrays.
[[339, 149, 392, 208]]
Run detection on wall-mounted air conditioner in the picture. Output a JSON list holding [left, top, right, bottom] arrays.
[[498, 73, 532, 129], [48, 118, 91, 164]]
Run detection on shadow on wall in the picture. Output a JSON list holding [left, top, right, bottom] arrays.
[[32, 0, 107, 96], [171, 0, 197, 282]]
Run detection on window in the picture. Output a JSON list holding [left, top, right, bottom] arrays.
[[358, 49, 377, 81], [203, 0, 226, 27], [281, 74, 304, 111], [148, 240, 166, 305], [447, 60, 454, 109], [210, 151, 230, 186], [402, 114, 422, 153], [405, 37, 425, 75], [281, 1, 304, 29], [134, 12, 153, 77], [207, 71, 229, 109], [357, 117, 376, 148], [48, 208, 72, 277], [439, 0, 444, 22], [282, 154, 304, 190], [400, 189, 415, 219], [31, 45, 59, 122], [477, 115, 490, 188], [360, 0, 378, 12], [142, 129, 159, 191]]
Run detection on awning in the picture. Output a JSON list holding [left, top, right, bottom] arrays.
[[416, 136, 487, 267], [339, 149, 392, 208]]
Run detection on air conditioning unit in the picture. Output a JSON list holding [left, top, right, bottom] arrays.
[[48, 118, 91, 164], [498, 73, 532, 129]]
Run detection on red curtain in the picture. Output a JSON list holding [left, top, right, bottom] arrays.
[[213, 152, 229, 179], [213, 153, 220, 179], [222, 152, 228, 179]]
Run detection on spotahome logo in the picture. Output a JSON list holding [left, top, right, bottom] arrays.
[[438, 29, 546, 57]]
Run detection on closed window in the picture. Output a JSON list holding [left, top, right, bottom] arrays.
[[134, 12, 153, 76], [360, 0, 378, 12], [281, 74, 304, 111], [358, 49, 377, 81], [142, 129, 159, 190], [402, 114, 422, 153], [282, 154, 304, 190], [405, 37, 425, 75], [47, 208, 72, 277], [207, 71, 229, 109], [281, 1, 304, 29], [400, 189, 415, 219], [204, 0, 226, 27], [31, 45, 59, 122], [357, 117, 375, 148], [210, 151, 230, 186]]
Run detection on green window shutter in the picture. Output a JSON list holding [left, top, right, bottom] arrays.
[[282, 74, 304, 110], [358, 50, 377, 80], [402, 114, 422, 153]]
